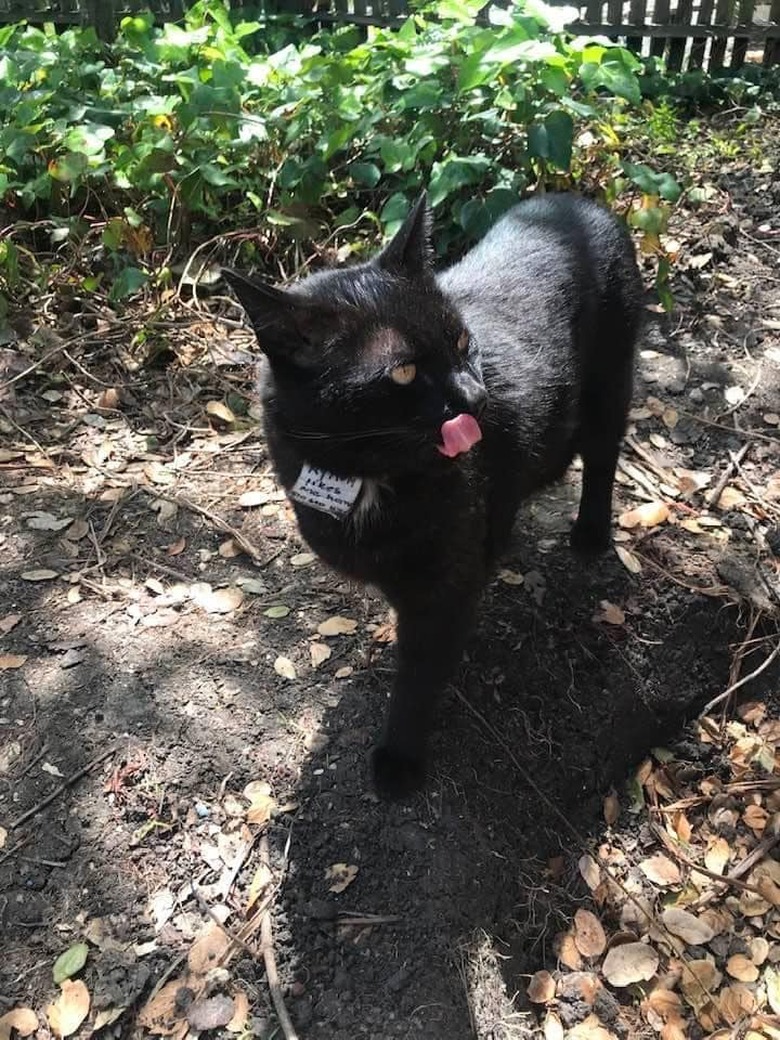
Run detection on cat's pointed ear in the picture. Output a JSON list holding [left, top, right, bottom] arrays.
[[375, 192, 433, 278], [223, 269, 336, 363]]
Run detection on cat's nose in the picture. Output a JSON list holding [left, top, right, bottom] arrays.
[[448, 371, 488, 419]]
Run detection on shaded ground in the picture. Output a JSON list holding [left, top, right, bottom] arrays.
[[1, 116, 780, 1040]]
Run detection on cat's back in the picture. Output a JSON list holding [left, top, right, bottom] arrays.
[[438, 193, 637, 309]]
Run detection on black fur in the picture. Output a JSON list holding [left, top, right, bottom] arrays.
[[225, 192, 642, 799]]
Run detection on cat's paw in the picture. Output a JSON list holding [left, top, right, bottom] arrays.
[[371, 745, 426, 800], [570, 519, 611, 557]]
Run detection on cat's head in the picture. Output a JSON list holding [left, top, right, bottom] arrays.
[[225, 194, 486, 477]]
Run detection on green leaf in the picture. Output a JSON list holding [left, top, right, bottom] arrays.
[[622, 162, 682, 203], [347, 162, 381, 187], [264, 605, 290, 619], [381, 192, 411, 236], [428, 154, 492, 208], [53, 942, 89, 984], [48, 152, 88, 184], [110, 267, 149, 302], [527, 110, 572, 170]]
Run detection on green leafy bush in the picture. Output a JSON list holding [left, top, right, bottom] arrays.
[[0, 0, 685, 305]]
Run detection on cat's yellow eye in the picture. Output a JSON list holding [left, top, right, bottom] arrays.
[[457, 329, 470, 353], [390, 363, 417, 386]]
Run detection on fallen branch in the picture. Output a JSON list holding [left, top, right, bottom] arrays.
[[705, 441, 751, 509], [698, 633, 780, 717], [259, 833, 299, 1040], [693, 832, 780, 910], [11, 745, 118, 830], [139, 487, 265, 564], [651, 822, 766, 895]]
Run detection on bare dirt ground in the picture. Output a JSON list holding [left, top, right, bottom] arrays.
[[2, 117, 780, 1040]]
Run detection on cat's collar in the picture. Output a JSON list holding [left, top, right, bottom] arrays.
[[290, 462, 378, 522]]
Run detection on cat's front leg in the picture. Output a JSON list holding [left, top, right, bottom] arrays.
[[371, 584, 480, 800]]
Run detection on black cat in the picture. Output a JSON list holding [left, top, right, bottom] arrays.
[[225, 192, 642, 799]]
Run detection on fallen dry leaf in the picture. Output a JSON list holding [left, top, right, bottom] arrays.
[[557, 931, 583, 970], [618, 501, 670, 529], [238, 489, 280, 507], [718, 485, 747, 510], [726, 954, 759, 983], [766, 965, 780, 1014], [243, 780, 277, 825], [206, 400, 236, 425], [166, 536, 186, 556], [497, 568, 524, 585], [0, 614, 21, 635], [743, 804, 769, 834], [603, 790, 620, 825], [21, 569, 59, 581], [136, 979, 184, 1035], [218, 538, 242, 559], [0, 1008, 38, 1040], [615, 546, 642, 574], [226, 991, 249, 1033], [92, 1007, 125, 1031], [749, 936, 769, 966], [602, 942, 659, 987], [26, 511, 74, 532], [639, 853, 681, 887], [188, 920, 231, 975], [273, 656, 296, 680], [246, 862, 273, 912], [0, 655, 27, 670], [317, 616, 358, 637], [704, 836, 730, 875], [593, 601, 626, 626], [567, 1014, 614, 1039], [680, 959, 722, 1009], [47, 979, 90, 1038], [661, 907, 715, 946], [543, 1011, 565, 1040], [573, 909, 607, 958], [579, 854, 601, 892], [719, 983, 755, 1024], [310, 642, 332, 668], [190, 584, 244, 614], [290, 552, 315, 567], [527, 970, 556, 1004], [0, 826, 6, 850], [326, 863, 358, 894]]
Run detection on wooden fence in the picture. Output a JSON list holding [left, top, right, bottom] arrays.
[[0, 0, 777, 69]]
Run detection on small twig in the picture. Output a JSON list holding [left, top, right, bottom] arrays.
[[721, 364, 763, 418], [651, 822, 765, 895], [20, 856, 69, 869], [705, 442, 751, 509], [139, 487, 265, 564], [127, 552, 196, 584], [0, 835, 32, 867], [16, 742, 50, 781], [617, 457, 660, 502], [190, 879, 261, 962], [259, 833, 299, 1040], [693, 832, 780, 910], [625, 435, 675, 485], [699, 634, 780, 717], [335, 913, 402, 926], [11, 745, 118, 830]]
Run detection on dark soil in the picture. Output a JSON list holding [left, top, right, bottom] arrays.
[[1, 114, 780, 1040]]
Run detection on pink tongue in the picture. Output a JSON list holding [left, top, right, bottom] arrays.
[[438, 413, 483, 458]]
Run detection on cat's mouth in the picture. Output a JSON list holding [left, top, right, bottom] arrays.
[[437, 414, 483, 458]]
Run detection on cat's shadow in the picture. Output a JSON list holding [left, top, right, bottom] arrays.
[[275, 483, 739, 1038]]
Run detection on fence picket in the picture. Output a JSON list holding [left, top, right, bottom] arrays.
[[0, 0, 777, 70]]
